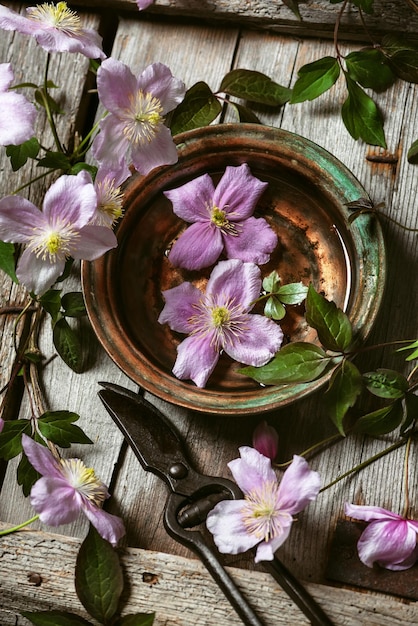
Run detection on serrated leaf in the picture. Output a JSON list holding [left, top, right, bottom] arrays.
[[0, 420, 31, 460], [354, 400, 404, 436], [53, 317, 84, 373], [38, 411, 93, 447], [407, 139, 418, 164], [40, 289, 62, 321], [240, 342, 330, 384], [37, 150, 72, 171], [62, 292, 87, 317], [0, 241, 18, 282], [75, 526, 123, 624], [363, 368, 409, 399], [305, 284, 352, 352], [17, 450, 41, 496], [345, 49, 396, 92], [277, 282, 308, 305], [262, 270, 281, 293], [170, 82, 222, 135], [324, 359, 363, 435], [6, 137, 40, 171], [381, 34, 418, 83], [220, 69, 291, 106], [264, 297, 286, 320], [341, 75, 386, 147], [117, 614, 155, 626], [230, 102, 262, 123], [290, 57, 340, 104], [22, 611, 92, 626]]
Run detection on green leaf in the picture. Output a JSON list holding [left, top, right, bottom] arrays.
[[264, 297, 286, 320], [402, 392, 418, 434], [341, 75, 386, 147], [363, 368, 409, 399], [290, 57, 340, 104], [396, 339, 418, 361], [17, 450, 41, 496], [40, 289, 62, 322], [324, 359, 363, 435], [381, 34, 418, 83], [305, 284, 352, 352], [69, 162, 98, 177], [0, 241, 18, 282], [117, 614, 155, 626], [170, 82, 222, 135], [351, 0, 374, 13], [281, 0, 302, 19], [230, 102, 262, 123], [262, 270, 281, 293], [0, 421, 31, 460], [277, 282, 308, 305], [38, 411, 93, 447], [35, 88, 64, 114], [6, 137, 40, 171], [240, 342, 330, 384], [62, 292, 87, 317], [22, 611, 92, 626], [345, 49, 396, 92], [53, 317, 84, 373], [37, 151, 72, 171], [75, 526, 123, 624], [220, 69, 291, 106], [407, 139, 418, 165], [354, 400, 404, 436]]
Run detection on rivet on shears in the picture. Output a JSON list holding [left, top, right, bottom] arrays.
[[168, 462, 188, 479]]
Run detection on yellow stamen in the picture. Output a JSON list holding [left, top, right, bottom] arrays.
[[60, 458, 108, 506], [28, 2, 81, 34], [211, 306, 230, 327], [210, 205, 239, 235], [123, 90, 164, 145]]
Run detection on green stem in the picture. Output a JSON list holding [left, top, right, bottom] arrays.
[[11, 169, 57, 195], [275, 432, 343, 468], [379, 211, 418, 233], [0, 515, 39, 536], [320, 438, 407, 492], [42, 53, 63, 153]]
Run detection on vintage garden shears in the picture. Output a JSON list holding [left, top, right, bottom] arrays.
[[98, 382, 334, 626]]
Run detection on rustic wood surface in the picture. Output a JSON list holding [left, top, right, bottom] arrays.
[[1, 1, 418, 624]]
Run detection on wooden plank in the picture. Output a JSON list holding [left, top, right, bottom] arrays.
[[1, 526, 417, 626], [70, 0, 418, 40]]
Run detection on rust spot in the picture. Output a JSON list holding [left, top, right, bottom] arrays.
[[142, 572, 159, 586]]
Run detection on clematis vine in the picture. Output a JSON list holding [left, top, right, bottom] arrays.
[[0, 170, 117, 295], [164, 164, 277, 270], [345, 503, 418, 571], [158, 258, 284, 387], [92, 58, 185, 176], [0, 2, 105, 58], [21, 434, 125, 546], [207, 447, 321, 562], [0, 63, 37, 146]]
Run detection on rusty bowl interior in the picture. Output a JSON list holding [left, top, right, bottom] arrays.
[[82, 124, 385, 415]]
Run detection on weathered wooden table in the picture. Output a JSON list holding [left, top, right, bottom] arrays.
[[1, 1, 418, 624]]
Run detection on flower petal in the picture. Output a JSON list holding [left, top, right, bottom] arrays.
[[130, 124, 178, 175], [225, 313, 283, 366], [223, 216, 277, 265], [137, 62, 185, 114], [173, 334, 219, 387], [71, 225, 117, 260], [82, 500, 126, 546], [0, 196, 45, 242], [97, 58, 138, 112], [43, 171, 97, 229], [228, 446, 277, 495], [206, 499, 260, 554], [345, 503, 404, 523], [254, 524, 293, 562], [0, 62, 13, 91], [158, 282, 202, 333], [21, 434, 62, 479], [276, 455, 321, 515], [164, 173, 215, 223], [16, 248, 65, 295], [357, 519, 418, 570], [30, 477, 81, 525], [0, 91, 36, 146], [214, 164, 268, 219], [206, 259, 262, 310], [168, 222, 223, 270], [92, 115, 130, 172]]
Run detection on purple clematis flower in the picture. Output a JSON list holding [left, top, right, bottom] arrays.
[[0, 170, 117, 295], [136, 0, 155, 8], [207, 447, 321, 562], [92, 58, 185, 176], [0, 2, 105, 58], [0, 63, 37, 146], [164, 164, 277, 271], [345, 503, 418, 571], [88, 167, 128, 228], [158, 259, 284, 388], [22, 434, 125, 546]]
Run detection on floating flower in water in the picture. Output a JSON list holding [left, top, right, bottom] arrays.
[[22, 434, 125, 546], [252, 421, 279, 461], [0, 170, 117, 295], [345, 502, 418, 571], [158, 258, 284, 387], [0, 63, 37, 146], [165, 164, 277, 270], [92, 58, 185, 176], [207, 446, 321, 562], [0, 2, 105, 58]]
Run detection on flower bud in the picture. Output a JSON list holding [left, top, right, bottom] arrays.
[[252, 421, 278, 460]]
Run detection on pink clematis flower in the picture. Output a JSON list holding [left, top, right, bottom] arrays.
[[0, 2, 105, 58], [252, 421, 279, 461], [0, 63, 37, 146], [165, 164, 277, 271], [207, 447, 321, 562], [22, 434, 125, 546], [0, 170, 117, 295], [88, 167, 129, 228], [158, 259, 284, 388], [136, 0, 155, 8], [345, 503, 418, 571], [92, 58, 185, 176]]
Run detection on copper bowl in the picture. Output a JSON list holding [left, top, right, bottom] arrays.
[[82, 124, 385, 415]]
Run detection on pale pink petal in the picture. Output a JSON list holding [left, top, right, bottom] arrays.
[[225, 314, 283, 366], [277, 455, 321, 515], [168, 222, 223, 270], [17, 247, 65, 295], [344, 503, 405, 523], [82, 500, 126, 546], [0, 5, 37, 34], [213, 164, 268, 219], [223, 216, 277, 265], [130, 125, 178, 175], [0, 417, 4, 433], [206, 500, 260, 554], [228, 446, 277, 495], [164, 173, 215, 223], [137, 62, 185, 114], [136, 0, 155, 10], [71, 225, 117, 260], [252, 421, 279, 461], [206, 259, 262, 310], [30, 26, 105, 58], [173, 334, 219, 387], [0, 196, 45, 242], [43, 171, 97, 228], [92, 116, 130, 171], [158, 282, 202, 333], [357, 519, 418, 570], [22, 435, 62, 479], [30, 477, 81, 525], [0, 62, 13, 91], [0, 91, 36, 145], [97, 58, 137, 112], [254, 524, 293, 562]]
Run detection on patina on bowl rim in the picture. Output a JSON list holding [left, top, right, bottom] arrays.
[[82, 123, 386, 415]]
